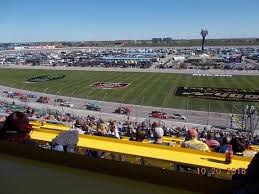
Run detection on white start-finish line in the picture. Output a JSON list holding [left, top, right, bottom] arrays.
[[193, 74, 233, 77]]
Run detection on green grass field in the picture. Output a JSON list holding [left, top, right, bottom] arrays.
[[0, 68, 259, 113]]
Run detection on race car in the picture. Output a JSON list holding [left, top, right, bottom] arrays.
[[27, 94, 37, 98], [86, 103, 101, 111], [149, 111, 171, 119], [19, 95, 28, 102], [55, 98, 66, 103], [13, 92, 23, 96], [7, 93, 14, 98], [60, 102, 74, 108], [114, 106, 133, 114], [171, 113, 186, 120], [149, 111, 186, 120], [37, 96, 50, 104]]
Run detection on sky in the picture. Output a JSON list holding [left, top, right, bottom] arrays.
[[0, 0, 259, 42]]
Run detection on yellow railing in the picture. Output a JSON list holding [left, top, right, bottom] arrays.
[[30, 126, 251, 179]]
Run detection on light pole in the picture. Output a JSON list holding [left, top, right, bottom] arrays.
[[200, 29, 208, 51]]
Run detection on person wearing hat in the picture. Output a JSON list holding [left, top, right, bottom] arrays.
[[215, 136, 232, 153], [181, 128, 209, 151], [153, 126, 164, 144], [0, 111, 34, 144], [205, 132, 220, 148]]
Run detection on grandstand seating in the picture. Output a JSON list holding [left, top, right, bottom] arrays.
[[30, 126, 251, 179]]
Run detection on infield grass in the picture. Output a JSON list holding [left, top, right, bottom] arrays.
[[0, 68, 259, 113]]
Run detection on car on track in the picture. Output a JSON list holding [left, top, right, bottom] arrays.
[[86, 103, 101, 111], [149, 111, 186, 120], [60, 102, 74, 108], [114, 106, 133, 114], [55, 98, 66, 103], [171, 113, 186, 120], [13, 92, 23, 96], [19, 95, 28, 102], [7, 93, 14, 98], [149, 111, 171, 119], [27, 94, 37, 98], [37, 96, 50, 104]]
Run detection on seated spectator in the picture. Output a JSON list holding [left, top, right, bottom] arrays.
[[129, 130, 146, 142], [96, 123, 109, 136], [232, 153, 259, 194], [52, 130, 79, 153], [205, 132, 220, 148], [0, 111, 34, 144], [108, 121, 120, 139], [231, 137, 246, 156], [151, 122, 171, 145], [215, 136, 232, 153], [153, 126, 164, 144], [0, 116, 5, 129], [87, 123, 115, 158], [181, 128, 209, 151]]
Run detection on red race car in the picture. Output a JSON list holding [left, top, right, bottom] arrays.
[[114, 106, 133, 114], [149, 111, 173, 119], [149, 111, 186, 120], [13, 92, 23, 96]]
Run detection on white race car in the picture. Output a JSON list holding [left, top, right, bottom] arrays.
[[172, 113, 186, 120], [60, 102, 74, 108]]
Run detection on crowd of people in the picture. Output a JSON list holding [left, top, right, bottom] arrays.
[[0, 110, 259, 194], [1, 109, 259, 156]]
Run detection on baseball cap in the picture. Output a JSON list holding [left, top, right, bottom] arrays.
[[188, 128, 198, 137], [153, 127, 164, 138], [152, 122, 159, 128]]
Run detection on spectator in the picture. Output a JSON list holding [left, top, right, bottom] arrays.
[[52, 130, 79, 153], [129, 130, 146, 142], [152, 122, 170, 145], [96, 123, 109, 136], [108, 121, 120, 139], [205, 132, 220, 148], [232, 153, 259, 194], [181, 128, 210, 151], [0, 111, 34, 144], [215, 136, 232, 153], [153, 127, 164, 144], [231, 137, 246, 156]]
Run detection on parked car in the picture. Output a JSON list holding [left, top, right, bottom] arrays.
[[86, 103, 101, 111]]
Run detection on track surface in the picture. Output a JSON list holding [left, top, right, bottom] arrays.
[[0, 85, 234, 129]]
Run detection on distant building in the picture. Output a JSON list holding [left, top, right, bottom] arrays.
[[163, 37, 173, 45], [14, 46, 26, 50], [187, 54, 225, 64], [152, 38, 163, 44]]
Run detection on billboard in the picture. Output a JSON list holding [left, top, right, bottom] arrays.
[[91, 82, 129, 89], [175, 87, 259, 102]]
